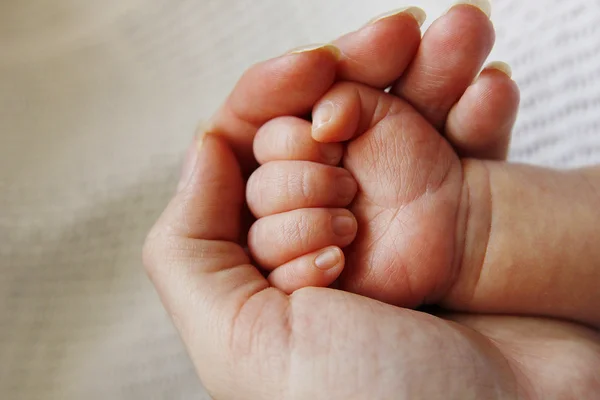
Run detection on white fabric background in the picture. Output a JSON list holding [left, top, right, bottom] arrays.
[[1, 0, 599, 398]]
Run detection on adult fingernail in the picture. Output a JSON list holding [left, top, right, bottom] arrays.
[[337, 176, 357, 201], [314, 247, 343, 270], [313, 101, 335, 133], [288, 43, 341, 60], [368, 6, 427, 27], [484, 61, 512, 78], [177, 126, 207, 192], [332, 215, 356, 237], [448, 0, 492, 18]]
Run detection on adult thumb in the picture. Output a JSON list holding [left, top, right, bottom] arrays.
[[143, 133, 271, 389]]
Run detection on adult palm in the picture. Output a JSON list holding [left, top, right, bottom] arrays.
[[143, 29, 600, 399], [143, 132, 600, 399]]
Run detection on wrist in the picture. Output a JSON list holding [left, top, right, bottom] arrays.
[[444, 158, 493, 308], [442, 160, 600, 327]]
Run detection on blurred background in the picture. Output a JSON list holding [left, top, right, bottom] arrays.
[[1, 0, 599, 398]]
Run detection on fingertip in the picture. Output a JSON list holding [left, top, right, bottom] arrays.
[[311, 84, 362, 143], [446, 0, 492, 19], [268, 246, 345, 294], [314, 246, 345, 271], [248, 208, 357, 270], [469, 65, 521, 125], [287, 43, 341, 60], [333, 8, 423, 88], [312, 101, 336, 141], [446, 65, 520, 160], [470, 66, 519, 105], [319, 142, 344, 165], [483, 61, 513, 79], [367, 7, 427, 28], [330, 212, 358, 241], [392, 0, 496, 128]]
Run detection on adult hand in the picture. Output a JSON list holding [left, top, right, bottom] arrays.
[[143, 129, 600, 399], [143, 7, 600, 398]]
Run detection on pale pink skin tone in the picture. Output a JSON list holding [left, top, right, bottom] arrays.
[[251, 80, 600, 328], [143, 5, 600, 400], [249, 5, 520, 295]]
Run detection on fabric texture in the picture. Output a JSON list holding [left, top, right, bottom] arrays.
[[1, 0, 599, 398]]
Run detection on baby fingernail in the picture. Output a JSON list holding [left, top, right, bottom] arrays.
[[288, 43, 341, 59], [314, 247, 342, 270], [368, 6, 427, 27], [332, 215, 356, 237], [484, 61, 513, 78], [320, 144, 343, 164], [448, 0, 492, 18], [337, 176, 357, 201], [313, 101, 335, 132]]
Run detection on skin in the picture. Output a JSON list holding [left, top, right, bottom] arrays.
[[144, 133, 600, 399], [248, 4, 519, 297], [251, 81, 600, 328], [144, 4, 600, 399]]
